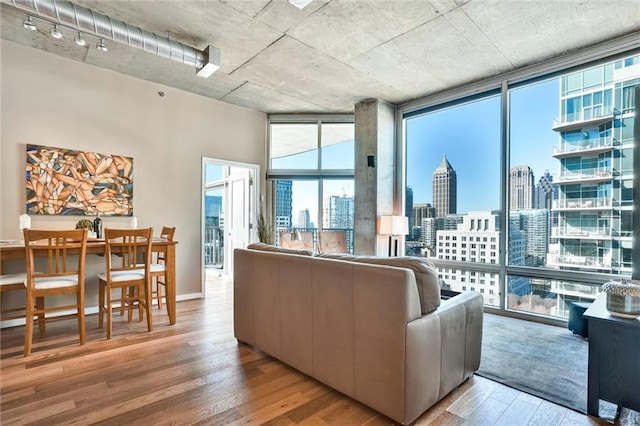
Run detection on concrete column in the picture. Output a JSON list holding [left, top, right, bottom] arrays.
[[354, 98, 396, 255]]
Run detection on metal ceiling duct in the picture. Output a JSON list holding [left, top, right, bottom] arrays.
[[5, 0, 220, 77]]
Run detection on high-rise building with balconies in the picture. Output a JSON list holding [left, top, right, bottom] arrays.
[[550, 55, 638, 276]]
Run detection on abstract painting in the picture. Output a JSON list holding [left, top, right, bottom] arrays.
[[26, 144, 133, 216]]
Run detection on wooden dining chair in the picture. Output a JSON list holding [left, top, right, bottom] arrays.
[[98, 227, 153, 339], [22, 228, 88, 356], [150, 226, 175, 309], [0, 273, 27, 323]]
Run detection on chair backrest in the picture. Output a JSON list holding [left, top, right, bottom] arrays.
[[160, 226, 176, 241], [157, 226, 175, 263], [318, 230, 347, 254], [23, 229, 88, 289], [298, 231, 315, 251], [104, 227, 153, 279]]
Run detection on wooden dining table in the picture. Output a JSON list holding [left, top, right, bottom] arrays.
[[0, 238, 178, 325]]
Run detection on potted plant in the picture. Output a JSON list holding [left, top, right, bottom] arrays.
[[75, 219, 95, 238], [256, 207, 275, 245]]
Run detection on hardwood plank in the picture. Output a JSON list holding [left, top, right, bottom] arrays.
[[527, 400, 567, 426], [493, 397, 538, 425], [447, 376, 500, 418], [0, 277, 612, 426], [461, 396, 509, 425]]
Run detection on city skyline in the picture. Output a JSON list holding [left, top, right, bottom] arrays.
[[406, 78, 559, 213]]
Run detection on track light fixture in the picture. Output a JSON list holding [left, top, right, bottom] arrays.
[[96, 38, 107, 52], [23, 15, 37, 31], [15, 0, 221, 77], [49, 24, 63, 39], [74, 32, 86, 46]]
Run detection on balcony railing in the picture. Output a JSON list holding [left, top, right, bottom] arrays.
[[553, 226, 611, 238], [204, 225, 224, 267], [276, 227, 354, 253], [558, 167, 613, 182], [548, 254, 611, 269], [553, 107, 617, 127], [553, 197, 611, 209], [550, 281, 601, 296], [552, 135, 614, 156]]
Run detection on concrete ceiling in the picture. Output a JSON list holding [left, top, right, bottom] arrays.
[[2, 0, 640, 114]]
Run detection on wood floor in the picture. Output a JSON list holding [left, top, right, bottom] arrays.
[[0, 276, 617, 425]]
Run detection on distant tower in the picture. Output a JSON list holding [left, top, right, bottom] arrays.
[[432, 154, 457, 218], [510, 165, 535, 210], [534, 170, 554, 210], [405, 186, 414, 232], [275, 180, 293, 229], [298, 208, 311, 228]]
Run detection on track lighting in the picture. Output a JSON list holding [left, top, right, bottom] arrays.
[[15, 0, 220, 77], [96, 38, 107, 52], [74, 32, 86, 46], [50, 24, 63, 39], [23, 15, 37, 31]]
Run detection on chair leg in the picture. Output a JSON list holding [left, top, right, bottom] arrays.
[[24, 295, 34, 357], [77, 290, 86, 346], [98, 280, 105, 329], [36, 297, 46, 339], [106, 287, 112, 340], [156, 277, 162, 309], [156, 278, 163, 309], [120, 287, 127, 316], [145, 282, 153, 333]]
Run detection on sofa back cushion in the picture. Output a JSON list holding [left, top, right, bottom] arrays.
[[247, 242, 316, 256], [318, 253, 440, 314]]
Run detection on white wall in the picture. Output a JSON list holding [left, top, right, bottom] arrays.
[[0, 40, 266, 310]]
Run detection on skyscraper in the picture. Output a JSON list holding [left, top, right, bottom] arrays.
[[534, 170, 555, 210], [275, 180, 292, 229], [550, 54, 638, 276], [327, 195, 354, 229], [510, 210, 549, 267], [405, 186, 414, 233], [510, 165, 535, 210], [432, 154, 457, 218], [413, 203, 435, 228], [298, 208, 311, 228]]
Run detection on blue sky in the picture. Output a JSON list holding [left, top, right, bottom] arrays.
[[406, 78, 560, 213]]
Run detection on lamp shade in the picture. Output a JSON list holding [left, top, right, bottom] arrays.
[[378, 215, 409, 235]]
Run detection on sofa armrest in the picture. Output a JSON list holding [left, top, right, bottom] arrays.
[[404, 291, 483, 425]]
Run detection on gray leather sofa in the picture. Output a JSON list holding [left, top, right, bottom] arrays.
[[233, 244, 483, 425]]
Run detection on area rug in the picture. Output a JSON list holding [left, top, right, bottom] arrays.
[[476, 313, 624, 419]]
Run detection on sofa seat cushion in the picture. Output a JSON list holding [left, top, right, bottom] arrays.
[[318, 253, 440, 314], [247, 242, 315, 257]]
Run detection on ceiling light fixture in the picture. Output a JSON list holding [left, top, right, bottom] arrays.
[[288, 0, 314, 9], [96, 38, 107, 52], [23, 15, 37, 31], [74, 32, 86, 46], [49, 24, 63, 39]]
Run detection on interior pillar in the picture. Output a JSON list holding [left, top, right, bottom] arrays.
[[354, 98, 396, 255]]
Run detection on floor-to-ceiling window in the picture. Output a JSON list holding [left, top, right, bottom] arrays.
[[269, 116, 355, 253], [404, 52, 638, 321], [405, 95, 501, 307]]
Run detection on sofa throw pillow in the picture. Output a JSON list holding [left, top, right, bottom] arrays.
[[247, 242, 316, 257], [318, 253, 441, 314]]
